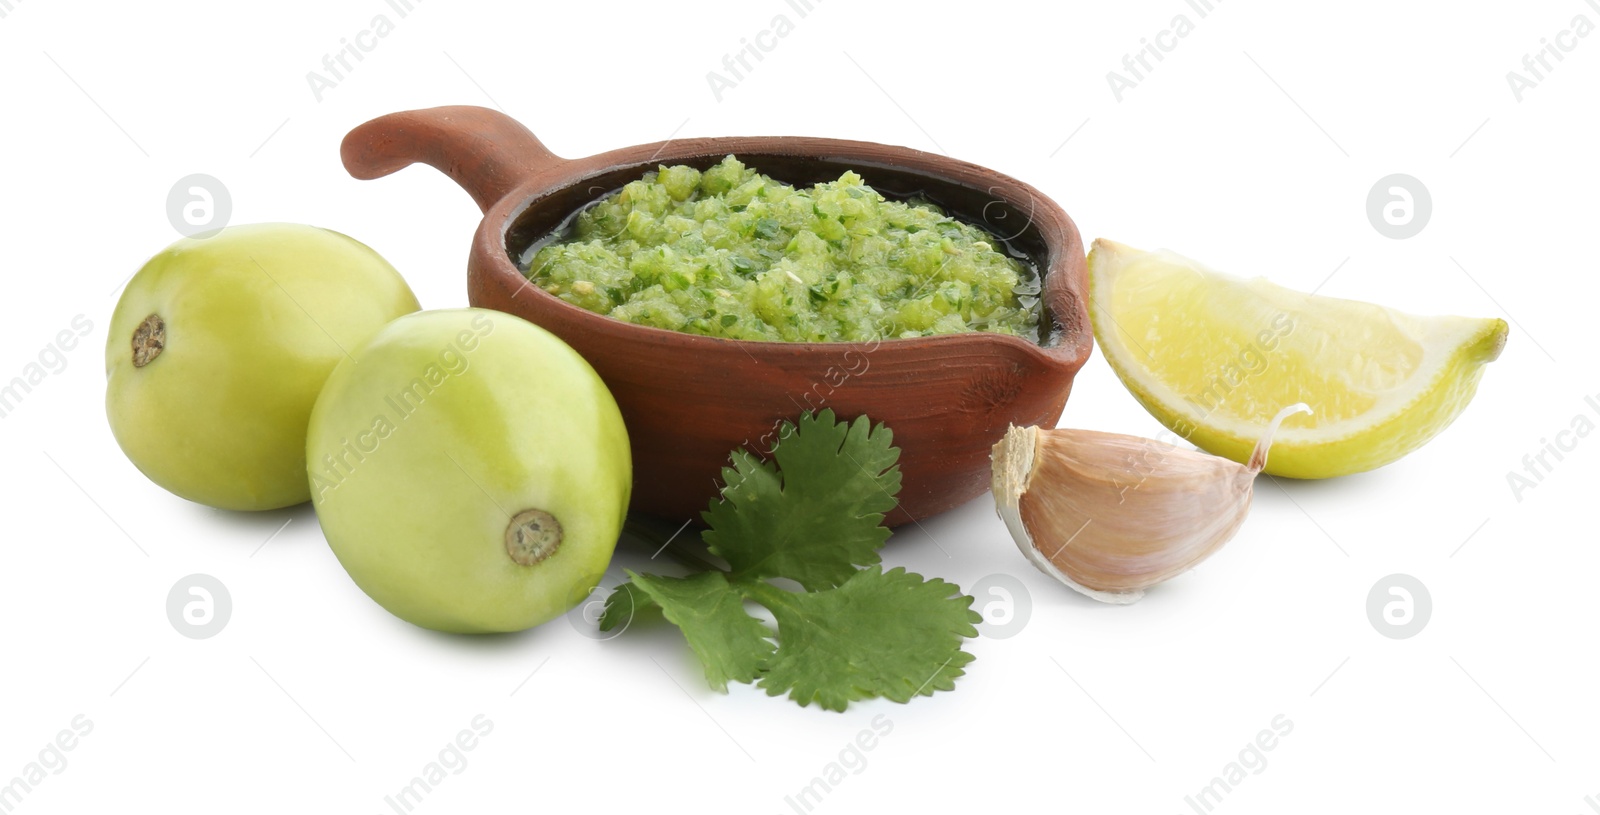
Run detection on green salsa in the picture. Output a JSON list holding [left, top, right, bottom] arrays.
[[522, 156, 1041, 343]]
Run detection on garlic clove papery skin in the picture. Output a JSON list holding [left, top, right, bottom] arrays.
[[991, 425, 1150, 604], [1009, 428, 1253, 598], [991, 404, 1310, 604]]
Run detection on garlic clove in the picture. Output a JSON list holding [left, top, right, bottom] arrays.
[[991, 403, 1311, 604]]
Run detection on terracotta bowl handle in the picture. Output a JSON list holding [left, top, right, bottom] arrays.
[[341, 105, 565, 213]]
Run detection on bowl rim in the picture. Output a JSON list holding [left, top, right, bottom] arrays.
[[472, 134, 1094, 369]]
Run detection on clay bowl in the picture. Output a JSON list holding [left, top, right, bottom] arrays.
[[341, 106, 1093, 526]]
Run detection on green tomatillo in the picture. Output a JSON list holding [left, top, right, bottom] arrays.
[[306, 309, 632, 633], [106, 223, 420, 511]]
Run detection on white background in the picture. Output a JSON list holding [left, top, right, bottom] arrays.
[[1, 0, 1596, 812]]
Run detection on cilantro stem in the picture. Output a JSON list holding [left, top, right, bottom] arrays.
[[620, 515, 724, 574], [661, 546, 722, 574], [737, 578, 796, 611]]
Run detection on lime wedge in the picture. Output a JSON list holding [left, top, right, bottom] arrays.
[[1086, 240, 1508, 478]]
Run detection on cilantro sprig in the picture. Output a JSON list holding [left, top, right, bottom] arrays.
[[601, 410, 980, 712]]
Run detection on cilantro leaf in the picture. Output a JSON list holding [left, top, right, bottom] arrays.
[[627, 571, 775, 692], [703, 410, 901, 590], [598, 580, 662, 632], [748, 567, 981, 712], [604, 411, 979, 711]]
